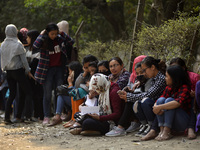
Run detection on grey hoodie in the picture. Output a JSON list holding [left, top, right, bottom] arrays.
[[0, 24, 30, 74]]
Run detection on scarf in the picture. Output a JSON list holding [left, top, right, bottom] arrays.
[[109, 68, 124, 83], [57, 20, 69, 35], [89, 73, 112, 115], [1, 24, 25, 71], [130, 55, 146, 83]]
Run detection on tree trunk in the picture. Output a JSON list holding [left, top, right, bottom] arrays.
[[81, 0, 126, 39], [128, 0, 145, 72]]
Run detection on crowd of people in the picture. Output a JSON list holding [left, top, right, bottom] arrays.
[[0, 22, 200, 142]]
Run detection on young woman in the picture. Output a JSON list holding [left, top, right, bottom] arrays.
[[62, 55, 98, 128], [79, 73, 124, 135], [153, 65, 191, 141], [97, 60, 111, 76], [106, 56, 166, 137], [109, 57, 130, 90], [0, 24, 34, 124], [142, 57, 199, 141], [48, 61, 83, 126], [26, 30, 44, 120], [33, 23, 74, 125]]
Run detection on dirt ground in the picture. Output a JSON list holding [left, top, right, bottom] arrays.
[[0, 118, 199, 150]]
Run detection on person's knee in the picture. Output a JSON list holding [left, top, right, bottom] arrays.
[[165, 97, 174, 103], [133, 101, 139, 113], [156, 97, 166, 105]]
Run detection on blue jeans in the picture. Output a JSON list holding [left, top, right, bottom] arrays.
[[156, 97, 189, 131], [43, 66, 64, 117], [56, 95, 71, 115], [133, 97, 155, 125]]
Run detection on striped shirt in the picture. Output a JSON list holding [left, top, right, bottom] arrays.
[[126, 71, 166, 102]]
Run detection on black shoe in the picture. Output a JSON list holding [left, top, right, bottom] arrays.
[[12, 118, 22, 123], [4, 119, 13, 125], [141, 124, 151, 137], [135, 124, 147, 137]]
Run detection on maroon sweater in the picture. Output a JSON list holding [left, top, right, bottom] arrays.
[[99, 82, 125, 123]]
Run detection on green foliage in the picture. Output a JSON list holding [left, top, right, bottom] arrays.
[[134, 12, 200, 68], [79, 40, 131, 69]]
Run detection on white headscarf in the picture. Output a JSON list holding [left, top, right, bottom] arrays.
[[57, 20, 69, 35], [89, 73, 112, 115], [1, 24, 25, 71]]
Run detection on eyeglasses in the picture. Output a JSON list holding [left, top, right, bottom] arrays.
[[142, 67, 149, 73], [109, 64, 120, 69]]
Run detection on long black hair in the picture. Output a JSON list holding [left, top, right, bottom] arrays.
[[167, 65, 191, 91], [68, 61, 83, 85], [27, 30, 40, 50], [42, 23, 59, 51], [169, 57, 188, 71], [141, 56, 166, 74]]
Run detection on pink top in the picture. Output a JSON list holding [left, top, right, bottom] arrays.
[[188, 71, 200, 91]]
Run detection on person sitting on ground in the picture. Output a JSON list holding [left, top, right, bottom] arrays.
[[195, 80, 200, 132], [69, 89, 98, 135], [97, 60, 111, 76], [63, 55, 98, 128], [75, 73, 125, 136], [106, 56, 166, 137], [142, 57, 199, 141], [153, 65, 192, 141], [48, 61, 83, 126], [88, 61, 98, 77], [109, 57, 130, 90]]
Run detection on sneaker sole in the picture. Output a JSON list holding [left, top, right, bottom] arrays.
[[105, 133, 126, 137], [126, 127, 140, 133]]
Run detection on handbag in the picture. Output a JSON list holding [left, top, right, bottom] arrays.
[[56, 84, 73, 96]]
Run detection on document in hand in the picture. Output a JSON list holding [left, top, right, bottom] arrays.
[[81, 106, 99, 115]]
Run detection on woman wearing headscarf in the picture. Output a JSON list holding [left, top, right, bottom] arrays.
[[0, 24, 34, 124], [73, 73, 124, 135]]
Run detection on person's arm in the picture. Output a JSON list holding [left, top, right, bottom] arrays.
[[75, 73, 86, 88], [19, 53, 30, 74], [60, 32, 74, 46], [153, 85, 191, 114], [33, 34, 44, 50], [19, 53, 35, 80], [126, 74, 166, 103]]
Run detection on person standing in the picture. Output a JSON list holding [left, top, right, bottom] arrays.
[[0, 24, 34, 124], [33, 23, 74, 125]]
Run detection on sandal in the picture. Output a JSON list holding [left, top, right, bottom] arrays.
[[69, 128, 82, 135], [48, 118, 62, 127]]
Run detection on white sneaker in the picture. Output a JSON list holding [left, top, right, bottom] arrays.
[[135, 124, 147, 137], [141, 124, 151, 137], [126, 122, 141, 133], [105, 126, 126, 137]]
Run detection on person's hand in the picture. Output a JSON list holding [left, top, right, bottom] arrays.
[[88, 113, 100, 120], [190, 90, 195, 98], [153, 104, 163, 115], [88, 90, 97, 99], [28, 72, 35, 80], [67, 75, 73, 85], [118, 91, 127, 102], [82, 67, 89, 77]]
